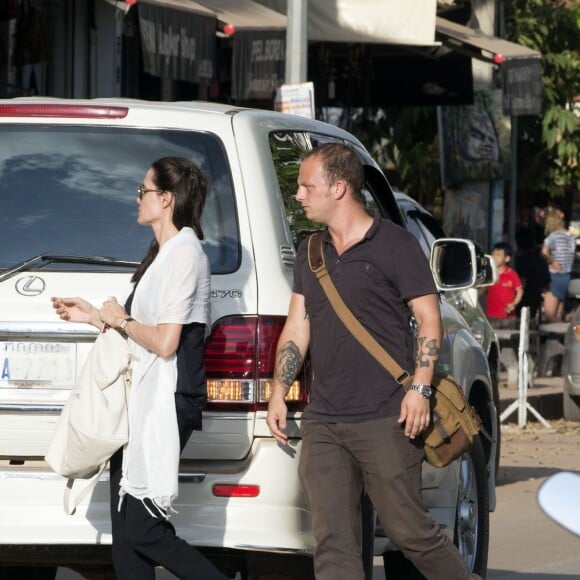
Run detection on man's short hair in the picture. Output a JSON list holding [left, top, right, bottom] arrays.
[[492, 241, 513, 258], [304, 143, 364, 202]]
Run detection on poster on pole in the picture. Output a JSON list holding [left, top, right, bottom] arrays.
[[274, 82, 315, 119]]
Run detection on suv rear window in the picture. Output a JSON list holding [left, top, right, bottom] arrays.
[[0, 125, 238, 274]]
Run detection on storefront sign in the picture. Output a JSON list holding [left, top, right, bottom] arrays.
[[232, 30, 285, 101], [138, 3, 215, 84], [502, 58, 543, 116]]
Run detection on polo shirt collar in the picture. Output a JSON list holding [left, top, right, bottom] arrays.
[[320, 212, 381, 247]]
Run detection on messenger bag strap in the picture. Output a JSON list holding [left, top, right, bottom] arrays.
[[307, 233, 413, 389]]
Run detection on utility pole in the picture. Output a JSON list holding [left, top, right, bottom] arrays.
[[285, 0, 308, 83]]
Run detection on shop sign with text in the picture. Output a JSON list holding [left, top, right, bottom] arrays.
[[138, 3, 215, 84]]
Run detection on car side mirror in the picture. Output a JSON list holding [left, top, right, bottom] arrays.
[[430, 238, 486, 291], [475, 254, 498, 288], [538, 472, 580, 536]]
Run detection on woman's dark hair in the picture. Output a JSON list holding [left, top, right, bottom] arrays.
[[132, 157, 208, 283]]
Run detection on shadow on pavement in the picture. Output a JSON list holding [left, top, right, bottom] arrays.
[[495, 465, 580, 486], [488, 571, 580, 579]]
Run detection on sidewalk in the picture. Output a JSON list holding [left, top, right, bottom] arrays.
[[498, 371, 564, 422]]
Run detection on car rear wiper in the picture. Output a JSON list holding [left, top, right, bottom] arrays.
[[0, 253, 139, 284]]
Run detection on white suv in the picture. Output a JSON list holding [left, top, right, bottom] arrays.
[[0, 98, 496, 579]]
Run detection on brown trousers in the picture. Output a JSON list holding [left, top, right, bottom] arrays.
[[299, 416, 472, 580]]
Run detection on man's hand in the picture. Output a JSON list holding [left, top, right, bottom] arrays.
[[398, 391, 431, 439], [267, 393, 289, 445]]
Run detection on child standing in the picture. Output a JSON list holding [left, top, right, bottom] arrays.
[[486, 242, 524, 327]]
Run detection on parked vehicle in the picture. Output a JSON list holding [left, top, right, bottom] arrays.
[[0, 98, 497, 579], [394, 191, 501, 470]]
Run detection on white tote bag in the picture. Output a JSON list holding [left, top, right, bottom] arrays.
[[45, 328, 132, 514]]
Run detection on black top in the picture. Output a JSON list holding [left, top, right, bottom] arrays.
[[515, 249, 550, 318], [293, 215, 437, 422]]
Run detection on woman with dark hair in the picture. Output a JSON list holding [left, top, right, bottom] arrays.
[[52, 157, 227, 579]]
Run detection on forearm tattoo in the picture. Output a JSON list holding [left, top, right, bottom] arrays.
[[416, 336, 440, 369], [275, 341, 303, 390]]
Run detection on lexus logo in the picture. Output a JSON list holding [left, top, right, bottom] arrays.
[[15, 275, 46, 296]]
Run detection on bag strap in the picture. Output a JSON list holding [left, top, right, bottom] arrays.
[[307, 233, 413, 389], [63, 461, 107, 516]]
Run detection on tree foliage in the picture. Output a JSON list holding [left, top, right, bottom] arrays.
[[504, 0, 580, 197], [344, 106, 440, 206]]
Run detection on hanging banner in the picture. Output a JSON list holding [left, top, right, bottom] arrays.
[[231, 30, 285, 101], [138, 2, 215, 84]]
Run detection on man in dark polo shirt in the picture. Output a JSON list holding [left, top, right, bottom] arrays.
[[266, 143, 475, 580]]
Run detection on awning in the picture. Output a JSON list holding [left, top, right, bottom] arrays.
[[436, 17, 543, 115], [194, 0, 288, 101], [137, 0, 217, 84], [435, 17, 541, 64], [195, 0, 286, 31], [308, 0, 437, 46]]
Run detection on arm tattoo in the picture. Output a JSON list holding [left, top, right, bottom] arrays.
[[416, 336, 440, 369], [275, 341, 303, 390]]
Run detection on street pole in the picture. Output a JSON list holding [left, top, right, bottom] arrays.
[[509, 115, 518, 251], [285, 0, 308, 84]]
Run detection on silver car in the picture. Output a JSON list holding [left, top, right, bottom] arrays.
[[394, 191, 502, 469], [563, 279, 580, 420]]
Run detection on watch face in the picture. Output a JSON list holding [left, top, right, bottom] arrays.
[[423, 386, 433, 397]]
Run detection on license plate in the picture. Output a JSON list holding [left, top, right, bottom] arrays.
[[0, 341, 77, 387]]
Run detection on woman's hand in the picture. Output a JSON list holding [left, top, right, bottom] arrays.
[[51, 297, 100, 327], [98, 297, 128, 329]]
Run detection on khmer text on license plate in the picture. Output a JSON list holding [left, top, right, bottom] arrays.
[[0, 341, 77, 387]]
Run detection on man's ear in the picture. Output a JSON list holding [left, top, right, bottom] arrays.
[[334, 180, 347, 199]]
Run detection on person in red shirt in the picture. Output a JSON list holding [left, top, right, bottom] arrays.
[[486, 242, 524, 327]]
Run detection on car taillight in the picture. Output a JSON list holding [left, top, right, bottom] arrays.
[[213, 484, 260, 498], [0, 104, 129, 118], [204, 315, 310, 411]]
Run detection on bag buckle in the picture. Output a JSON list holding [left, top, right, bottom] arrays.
[[397, 371, 412, 387]]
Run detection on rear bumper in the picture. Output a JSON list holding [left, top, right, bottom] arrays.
[[0, 435, 460, 559], [0, 437, 314, 554]]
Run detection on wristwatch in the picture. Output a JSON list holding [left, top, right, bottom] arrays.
[[409, 383, 433, 399], [117, 317, 134, 333]]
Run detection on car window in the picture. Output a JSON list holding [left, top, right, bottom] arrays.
[[411, 209, 447, 242], [269, 131, 397, 247], [402, 208, 432, 257], [0, 125, 239, 274], [399, 196, 449, 257]]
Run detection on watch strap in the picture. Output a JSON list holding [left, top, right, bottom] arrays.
[[117, 317, 134, 333]]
